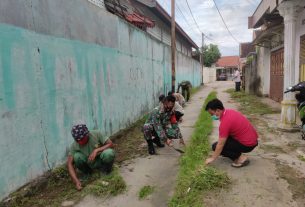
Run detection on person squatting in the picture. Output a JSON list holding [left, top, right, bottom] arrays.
[[143, 94, 185, 155]]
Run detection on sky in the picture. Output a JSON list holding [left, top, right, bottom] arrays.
[[156, 0, 261, 56]]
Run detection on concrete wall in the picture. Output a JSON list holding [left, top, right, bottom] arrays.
[[245, 54, 261, 95], [256, 47, 271, 96], [295, 9, 305, 82], [202, 66, 216, 84], [0, 0, 201, 199]]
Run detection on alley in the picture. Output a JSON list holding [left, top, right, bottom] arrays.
[[75, 80, 215, 207], [1, 1, 305, 206], [76, 81, 305, 207]]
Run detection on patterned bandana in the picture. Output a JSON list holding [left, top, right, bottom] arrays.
[[71, 124, 89, 141]]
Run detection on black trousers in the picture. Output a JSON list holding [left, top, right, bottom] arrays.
[[212, 136, 257, 161], [235, 82, 241, 91], [182, 87, 190, 101]]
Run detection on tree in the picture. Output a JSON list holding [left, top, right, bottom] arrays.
[[199, 44, 221, 67]]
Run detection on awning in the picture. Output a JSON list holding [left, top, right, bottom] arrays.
[[252, 24, 284, 48]]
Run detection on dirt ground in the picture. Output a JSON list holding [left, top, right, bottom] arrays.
[[203, 81, 305, 207]]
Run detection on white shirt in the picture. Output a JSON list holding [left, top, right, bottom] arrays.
[[233, 70, 241, 82]]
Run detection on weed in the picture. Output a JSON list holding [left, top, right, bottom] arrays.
[[83, 167, 126, 197], [1, 166, 126, 207], [225, 89, 279, 115], [260, 144, 286, 154], [190, 86, 202, 96], [138, 185, 155, 200], [169, 91, 230, 207], [276, 162, 305, 200]]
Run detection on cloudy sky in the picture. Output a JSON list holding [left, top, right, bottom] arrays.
[[156, 0, 261, 56]]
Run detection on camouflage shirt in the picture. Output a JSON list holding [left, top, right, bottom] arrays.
[[145, 105, 173, 140]]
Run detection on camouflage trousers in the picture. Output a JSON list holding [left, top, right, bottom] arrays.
[[143, 123, 183, 142]]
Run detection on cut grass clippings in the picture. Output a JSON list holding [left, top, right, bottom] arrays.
[[225, 89, 280, 115], [169, 91, 230, 207], [1, 166, 126, 207], [138, 185, 155, 200]]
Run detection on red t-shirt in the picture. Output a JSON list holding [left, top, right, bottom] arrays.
[[219, 109, 258, 146]]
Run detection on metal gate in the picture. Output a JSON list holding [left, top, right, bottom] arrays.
[[270, 47, 284, 102], [300, 35, 305, 81]]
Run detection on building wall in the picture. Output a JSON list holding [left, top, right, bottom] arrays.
[[256, 47, 271, 96], [202, 66, 216, 84], [295, 10, 305, 82], [244, 54, 260, 95], [0, 0, 201, 199]]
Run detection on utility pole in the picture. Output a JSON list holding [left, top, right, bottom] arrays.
[[201, 33, 204, 84], [171, 0, 176, 92]]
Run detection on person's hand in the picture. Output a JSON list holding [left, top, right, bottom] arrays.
[[166, 139, 173, 146], [179, 138, 185, 145], [205, 157, 215, 165], [88, 149, 98, 161], [75, 180, 82, 191]]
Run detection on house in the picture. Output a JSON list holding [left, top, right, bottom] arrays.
[[215, 56, 240, 80], [248, 0, 305, 130]]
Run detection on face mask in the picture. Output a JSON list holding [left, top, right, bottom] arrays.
[[211, 115, 219, 121], [76, 136, 89, 145]]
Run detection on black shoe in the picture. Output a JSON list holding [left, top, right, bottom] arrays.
[[152, 137, 165, 148], [147, 140, 156, 155], [100, 162, 114, 175]]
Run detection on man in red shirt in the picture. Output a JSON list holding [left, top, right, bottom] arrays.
[[205, 98, 258, 167]]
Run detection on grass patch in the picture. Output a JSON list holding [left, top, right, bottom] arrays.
[[225, 88, 279, 115], [111, 115, 148, 164], [260, 144, 286, 154], [169, 91, 230, 207], [276, 162, 305, 200], [1, 166, 126, 207], [190, 86, 202, 96], [138, 185, 155, 200], [297, 155, 305, 162]]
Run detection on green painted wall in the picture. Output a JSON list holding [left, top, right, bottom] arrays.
[[0, 20, 201, 199]]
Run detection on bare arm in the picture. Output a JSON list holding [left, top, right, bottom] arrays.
[[88, 139, 114, 161], [205, 137, 227, 165], [67, 155, 82, 190]]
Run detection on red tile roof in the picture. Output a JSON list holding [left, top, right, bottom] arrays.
[[216, 56, 240, 68]]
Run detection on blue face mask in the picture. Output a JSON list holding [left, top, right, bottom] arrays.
[[211, 115, 219, 121]]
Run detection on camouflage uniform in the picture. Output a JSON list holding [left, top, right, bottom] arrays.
[[177, 80, 192, 102], [143, 105, 182, 142]]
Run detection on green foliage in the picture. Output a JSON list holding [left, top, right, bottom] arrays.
[[138, 185, 155, 200], [83, 167, 126, 197], [225, 89, 280, 115], [190, 86, 201, 96], [246, 56, 253, 65], [200, 44, 221, 67], [169, 91, 230, 207]]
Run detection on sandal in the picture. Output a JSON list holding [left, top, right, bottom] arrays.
[[231, 159, 250, 168]]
